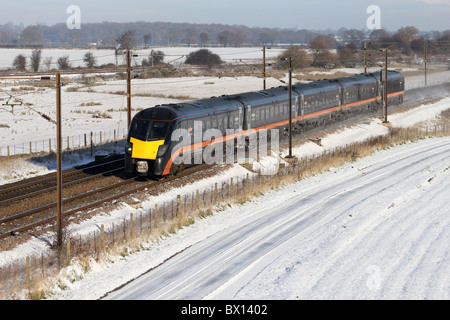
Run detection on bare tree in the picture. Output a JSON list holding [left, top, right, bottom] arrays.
[[342, 29, 366, 47], [309, 38, 331, 67], [30, 49, 42, 72], [143, 34, 151, 47], [229, 29, 248, 47], [20, 25, 44, 45], [57, 56, 71, 70], [337, 44, 360, 67], [217, 30, 231, 47], [116, 30, 137, 50], [278, 46, 310, 69], [199, 32, 209, 47], [12, 54, 27, 71], [142, 50, 165, 66], [83, 52, 96, 68]]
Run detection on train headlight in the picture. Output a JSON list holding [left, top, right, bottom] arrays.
[[157, 144, 168, 157], [126, 141, 133, 155]]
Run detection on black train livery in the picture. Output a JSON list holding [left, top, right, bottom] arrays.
[[125, 70, 404, 177]]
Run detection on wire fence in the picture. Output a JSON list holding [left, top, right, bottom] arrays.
[[0, 127, 128, 157], [405, 71, 450, 90]]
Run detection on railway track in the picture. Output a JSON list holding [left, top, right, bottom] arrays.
[[0, 83, 449, 242], [0, 161, 215, 241], [0, 155, 127, 237]]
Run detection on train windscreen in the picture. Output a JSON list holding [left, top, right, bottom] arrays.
[[130, 119, 169, 141]]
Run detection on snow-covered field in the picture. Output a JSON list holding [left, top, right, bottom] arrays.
[[0, 47, 285, 70], [0, 92, 449, 300]]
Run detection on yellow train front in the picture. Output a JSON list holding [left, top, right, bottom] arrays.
[[125, 107, 176, 177]]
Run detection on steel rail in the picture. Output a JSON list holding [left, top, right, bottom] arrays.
[[0, 157, 124, 197], [0, 166, 124, 207], [0, 176, 136, 226], [0, 164, 213, 239]]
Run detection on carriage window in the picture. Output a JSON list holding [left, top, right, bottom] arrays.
[[223, 115, 228, 130], [217, 117, 223, 133], [203, 119, 211, 132]]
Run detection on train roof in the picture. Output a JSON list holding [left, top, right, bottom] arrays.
[[293, 79, 341, 95], [334, 73, 378, 87], [153, 87, 291, 120]]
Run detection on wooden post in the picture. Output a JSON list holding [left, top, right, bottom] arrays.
[[26, 256, 31, 290], [101, 224, 105, 250], [127, 50, 132, 129], [154, 204, 158, 228], [177, 195, 181, 216], [130, 213, 134, 237], [66, 238, 71, 265], [56, 72, 63, 247], [196, 189, 199, 208], [215, 182, 218, 202], [230, 177, 234, 196]]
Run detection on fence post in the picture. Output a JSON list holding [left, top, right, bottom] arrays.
[[26, 256, 31, 291], [154, 204, 158, 228], [215, 182, 218, 202], [196, 189, 199, 208], [130, 213, 134, 237], [66, 238, 71, 265], [177, 195, 181, 217], [101, 224, 105, 250], [230, 177, 234, 197], [90, 132, 93, 157]]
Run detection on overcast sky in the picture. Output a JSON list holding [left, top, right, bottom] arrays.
[[1, 0, 449, 31]]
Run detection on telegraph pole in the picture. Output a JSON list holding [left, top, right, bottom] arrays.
[[424, 40, 428, 87], [56, 73, 63, 247], [126, 49, 132, 129], [381, 49, 389, 123], [263, 46, 266, 90], [363, 40, 367, 74], [288, 57, 293, 157]]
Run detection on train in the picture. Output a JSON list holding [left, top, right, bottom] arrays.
[[125, 70, 405, 177]]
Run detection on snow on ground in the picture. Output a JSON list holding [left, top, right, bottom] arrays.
[[1, 60, 450, 299], [0, 47, 284, 69], [0, 94, 448, 300], [100, 135, 450, 300]]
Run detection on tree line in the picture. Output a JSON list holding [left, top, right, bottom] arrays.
[[12, 49, 97, 71], [7, 24, 450, 72], [1, 21, 448, 50]]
